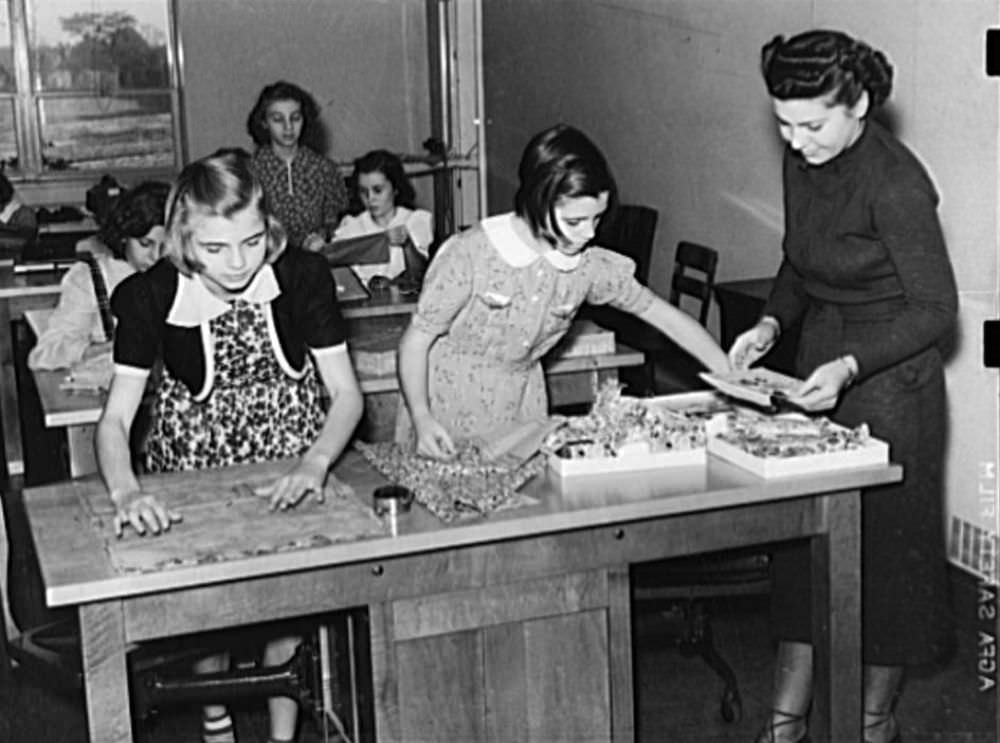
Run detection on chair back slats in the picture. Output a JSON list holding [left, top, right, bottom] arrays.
[[594, 204, 658, 283], [670, 240, 719, 326]]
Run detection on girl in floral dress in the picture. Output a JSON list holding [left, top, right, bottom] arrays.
[[96, 149, 363, 743], [247, 81, 349, 251], [398, 124, 731, 459]]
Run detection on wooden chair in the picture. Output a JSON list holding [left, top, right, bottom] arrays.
[[634, 241, 769, 724], [579, 204, 659, 395], [641, 240, 719, 394]]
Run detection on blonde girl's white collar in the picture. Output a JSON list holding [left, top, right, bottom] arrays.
[[482, 213, 582, 272], [166, 263, 281, 327]]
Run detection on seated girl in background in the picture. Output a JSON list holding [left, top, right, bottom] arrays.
[[332, 149, 433, 287], [247, 80, 349, 251], [397, 123, 731, 458], [28, 181, 169, 370], [96, 149, 363, 743]]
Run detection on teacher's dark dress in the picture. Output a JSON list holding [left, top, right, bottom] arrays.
[[764, 120, 957, 666]]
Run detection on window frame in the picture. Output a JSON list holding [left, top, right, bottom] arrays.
[[2, 0, 184, 186]]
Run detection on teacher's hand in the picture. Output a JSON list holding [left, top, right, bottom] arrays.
[[728, 320, 779, 370], [258, 455, 329, 511], [413, 414, 456, 460], [113, 491, 181, 538], [786, 357, 855, 412]]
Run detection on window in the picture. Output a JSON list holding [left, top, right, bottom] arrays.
[[1, 0, 182, 177]]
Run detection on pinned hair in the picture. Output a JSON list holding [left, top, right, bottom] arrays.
[[761, 29, 893, 109]]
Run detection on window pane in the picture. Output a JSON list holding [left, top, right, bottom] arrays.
[[0, 98, 17, 167], [40, 93, 174, 170], [29, 0, 170, 92], [0, 0, 14, 91]]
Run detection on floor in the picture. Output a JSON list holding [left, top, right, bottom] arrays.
[[0, 563, 995, 743]]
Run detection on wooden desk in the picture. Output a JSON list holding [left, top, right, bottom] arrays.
[[25, 452, 901, 742], [0, 267, 65, 480]]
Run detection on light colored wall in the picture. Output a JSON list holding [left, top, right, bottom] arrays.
[[483, 0, 999, 553], [178, 0, 430, 163]]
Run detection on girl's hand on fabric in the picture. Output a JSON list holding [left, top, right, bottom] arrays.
[[386, 224, 409, 246], [301, 232, 327, 253], [113, 492, 181, 538], [413, 414, 456, 460], [258, 456, 329, 511], [728, 322, 779, 370], [785, 359, 852, 412]]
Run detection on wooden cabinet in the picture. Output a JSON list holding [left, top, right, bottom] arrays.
[[369, 568, 633, 743]]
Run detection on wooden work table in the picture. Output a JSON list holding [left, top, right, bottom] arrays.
[[0, 267, 65, 480], [25, 450, 901, 742]]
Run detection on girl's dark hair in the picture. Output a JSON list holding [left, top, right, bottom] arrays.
[[351, 149, 416, 209], [0, 173, 14, 208], [514, 124, 617, 244], [761, 29, 893, 109], [246, 80, 322, 150], [100, 181, 170, 259]]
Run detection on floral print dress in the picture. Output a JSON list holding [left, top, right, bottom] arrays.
[[397, 213, 653, 445], [145, 300, 324, 473]]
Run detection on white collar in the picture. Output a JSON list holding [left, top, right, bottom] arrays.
[[0, 198, 22, 224], [167, 264, 281, 327], [482, 213, 582, 272]]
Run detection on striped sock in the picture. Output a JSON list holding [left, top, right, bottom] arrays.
[[201, 712, 236, 743]]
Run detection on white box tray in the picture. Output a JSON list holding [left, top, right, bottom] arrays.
[[548, 445, 706, 478], [705, 418, 890, 478], [546, 391, 724, 478]]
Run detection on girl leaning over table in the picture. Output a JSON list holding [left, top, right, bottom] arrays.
[[28, 181, 169, 371], [728, 30, 958, 743], [397, 123, 731, 459], [95, 148, 363, 743]]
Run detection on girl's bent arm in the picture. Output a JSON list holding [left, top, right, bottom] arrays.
[[263, 346, 364, 510], [398, 322, 455, 458], [635, 295, 731, 374], [96, 371, 178, 536]]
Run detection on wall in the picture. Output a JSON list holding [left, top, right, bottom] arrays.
[[178, 0, 431, 163], [483, 0, 999, 567]]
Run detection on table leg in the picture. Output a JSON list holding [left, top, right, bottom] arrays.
[[80, 601, 134, 743], [810, 489, 862, 743], [66, 423, 98, 478], [0, 300, 25, 479]]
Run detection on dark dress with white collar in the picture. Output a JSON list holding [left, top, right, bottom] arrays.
[[764, 120, 958, 665], [110, 249, 346, 473]]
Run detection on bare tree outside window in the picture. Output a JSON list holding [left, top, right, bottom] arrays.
[[1, 0, 181, 175]]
